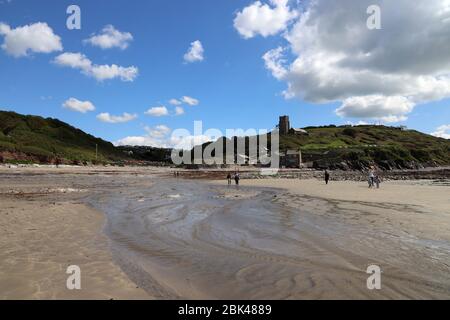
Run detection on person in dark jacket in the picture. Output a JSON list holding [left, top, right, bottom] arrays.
[[234, 172, 240, 186], [324, 170, 330, 185]]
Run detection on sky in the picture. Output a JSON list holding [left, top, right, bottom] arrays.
[[0, 0, 449, 149]]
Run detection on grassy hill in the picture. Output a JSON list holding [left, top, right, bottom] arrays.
[[280, 125, 450, 170], [193, 125, 450, 170], [0, 110, 127, 164], [1, 110, 448, 170]]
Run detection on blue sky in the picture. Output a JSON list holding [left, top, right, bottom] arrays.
[[1, 0, 449, 147]]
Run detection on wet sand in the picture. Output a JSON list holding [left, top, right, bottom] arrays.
[[98, 178, 449, 299], [0, 171, 151, 299], [1, 167, 449, 299]]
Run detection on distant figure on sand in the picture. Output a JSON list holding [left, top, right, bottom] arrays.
[[227, 173, 232, 185], [324, 170, 330, 185], [368, 168, 375, 188], [234, 173, 240, 186], [375, 174, 381, 189]]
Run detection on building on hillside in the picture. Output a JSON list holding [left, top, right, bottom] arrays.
[[280, 149, 303, 168], [278, 115, 309, 136], [279, 115, 290, 135], [290, 128, 309, 135]]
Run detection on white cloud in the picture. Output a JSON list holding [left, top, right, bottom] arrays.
[[53, 52, 91, 69], [175, 106, 185, 116], [84, 25, 133, 50], [346, 120, 370, 126], [144, 106, 169, 117], [183, 40, 204, 63], [335, 95, 414, 123], [170, 134, 211, 150], [62, 98, 95, 113], [255, 0, 450, 123], [53, 52, 138, 82], [181, 96, 199, 106], [234, 0, 298, 39], [169, 98, 182, 106], [115, 125, 211, 149], [90, 64, 138, 82], [431, 124, 450, 139], [147, 125, 171, 137], [262, 46, 288, 80], [115, 125, 172, 148], [0, 22, 62, 57], [97, 112, 137, 123]]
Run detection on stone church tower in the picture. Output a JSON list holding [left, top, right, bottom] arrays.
[[279, 115, 290, 135]]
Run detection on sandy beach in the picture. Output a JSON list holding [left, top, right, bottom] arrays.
[[0, 168, 154, 299], [0, 166, 449, 299]]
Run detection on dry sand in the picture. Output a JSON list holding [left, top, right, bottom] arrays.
[[234, 179, 450, 239], [240, 178, 450, 213]]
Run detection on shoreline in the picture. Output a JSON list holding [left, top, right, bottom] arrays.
[[1, 164, 449, 181]]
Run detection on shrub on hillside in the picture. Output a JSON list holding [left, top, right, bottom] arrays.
[[342, 128, 358, 138]]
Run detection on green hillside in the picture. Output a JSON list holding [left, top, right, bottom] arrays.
[[279, 125, 450, 170], [1, 110, 448, 170], [193, 125, 450, 170], [0, 110, 127, 164]]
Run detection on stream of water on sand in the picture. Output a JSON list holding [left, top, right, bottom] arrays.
[[86, 177, 450, 299]]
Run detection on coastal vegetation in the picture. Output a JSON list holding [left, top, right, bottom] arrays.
[[1, 111, 449, 170]]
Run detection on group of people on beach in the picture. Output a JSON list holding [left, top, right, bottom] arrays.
[[368, 167, 381, 189], [324, 167, 381, 189], [227, 172, 240, 186]]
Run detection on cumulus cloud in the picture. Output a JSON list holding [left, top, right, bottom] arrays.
[[253, 0, 450, 122], [144, 106, 169, 117], [170, 134, 212, 150], [234, 0, 298, 39], [346, 120, 371, 126], [53, 52, 138, 82], [184, 40, 204, 63], [97, 112, 137, 123], [175, 106, 185, 116], [62, 98, 95, 113], [431, 124, 450, 139], [169, 98, 182, 106], [169, 97, 199, 106], [115, 125, 171, 147], [335, 95, 414, 123], [115, 125, 211, 149], [181, 96, 199, 106], [0, 22, 62, 57], [262, 46, 288, 80], [84, 25, 133, 50]]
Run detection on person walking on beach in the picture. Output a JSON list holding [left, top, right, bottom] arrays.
[[375, 174, 381, 189], [234, 172, 240, 186], [227, 173, 232, 185], [368, 168, 375, 188], [324, 170, 330, 185]]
